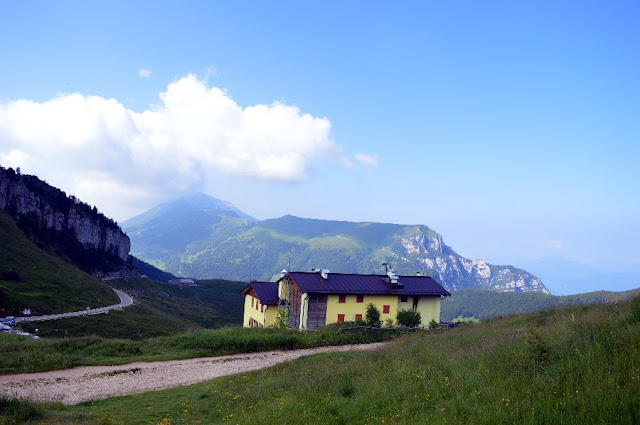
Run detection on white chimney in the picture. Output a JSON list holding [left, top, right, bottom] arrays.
[[321, 269, 330, 280], [280, 269, 288, 278], [388, 269, 398, 284]]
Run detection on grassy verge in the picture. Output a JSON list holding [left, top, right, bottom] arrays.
[[14, 296, 640, 424], [0, 325, 396, 375]]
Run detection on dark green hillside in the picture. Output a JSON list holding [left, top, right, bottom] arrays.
[[128, 256, 175, 281], [0, 211, 118, 316], [18, 277, 246, 339], [441, 287, 640, 321], [113, 277, 246, 328]]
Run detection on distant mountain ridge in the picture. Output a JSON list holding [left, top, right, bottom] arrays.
[[123, 193, 549, 293], [441, 287, 640, 321]]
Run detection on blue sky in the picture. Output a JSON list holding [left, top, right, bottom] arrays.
[[1, 1, 639, 285]]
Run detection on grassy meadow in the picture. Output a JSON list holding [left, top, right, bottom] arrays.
[[2, 296, 638, 424]]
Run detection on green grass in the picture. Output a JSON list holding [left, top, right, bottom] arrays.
[[13, 296, 639, 424], [0, 325, 395, 375], [0, 211, 118, 316]]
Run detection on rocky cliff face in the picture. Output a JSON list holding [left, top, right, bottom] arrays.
[[0, 166, 130, 265], [400, 228, 548, 293]]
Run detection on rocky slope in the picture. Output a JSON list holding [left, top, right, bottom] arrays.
[[124, 193, 549, 293], [399, 230, 547, 292], [0, 165, 132, 276]]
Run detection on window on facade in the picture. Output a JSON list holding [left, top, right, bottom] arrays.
[[383, 305, 390, 314], [401, 295, 408, 303], [256, 301, 259, 310], [355, 313, 363, 321], [261, 305, 264, 312], [339, 295, 346, 303], [251, 298, 254, 307], [337, 314, 345, 323], [356, 295, 364, 303]]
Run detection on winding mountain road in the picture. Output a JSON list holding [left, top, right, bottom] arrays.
[[15, 289, 133, 323]]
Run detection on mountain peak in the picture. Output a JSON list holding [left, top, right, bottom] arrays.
[[178, 193, 254, 220], [121, 193, 255, 237]]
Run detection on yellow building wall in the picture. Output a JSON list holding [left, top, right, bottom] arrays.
[[243, 295, 271, 327], [415, 296, 441, 325], [325, 294, 399, 325], [264, 305, 278, 327], [398, 297, 413, 313], [397, 296, 442, 326]]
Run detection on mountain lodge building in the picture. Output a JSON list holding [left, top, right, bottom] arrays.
[[241, 269, 451, 329]]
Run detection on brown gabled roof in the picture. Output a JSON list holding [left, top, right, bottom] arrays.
[[280, 272, 450, 296]]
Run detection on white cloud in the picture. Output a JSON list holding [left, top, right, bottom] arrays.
[[354, 153, 378, 168], [0, 74, 340, 220], [138, 69, 152, 78]]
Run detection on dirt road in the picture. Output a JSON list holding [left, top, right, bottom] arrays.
[[0, 342, 386, 405]]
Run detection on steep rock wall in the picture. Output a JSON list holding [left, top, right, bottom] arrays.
[[0, 168, 130, 261], [400, 229, 548, 293]]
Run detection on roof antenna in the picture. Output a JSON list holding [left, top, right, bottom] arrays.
[[382, 262, 389, 274]]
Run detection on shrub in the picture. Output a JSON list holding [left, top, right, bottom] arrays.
[[273, 307, 290, 329], [396, 309, 421, 327], [365, 303, 381, 328]]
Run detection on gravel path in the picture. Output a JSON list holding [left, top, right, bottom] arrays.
[[0, 342, 387, 405]]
